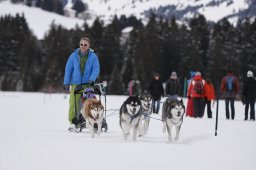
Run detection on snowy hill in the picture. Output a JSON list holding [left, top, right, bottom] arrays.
[[0, 0, 255, 39], [74, 0, 253, 25], [0, 1, 84, 39], [0, 92, 255, 170]]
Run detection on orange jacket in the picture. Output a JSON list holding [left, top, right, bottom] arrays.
[[204, 82, 215, 101], [187, 75, 205, 98]]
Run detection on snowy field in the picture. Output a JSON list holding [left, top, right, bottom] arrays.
[[0, 92, 255, 170]]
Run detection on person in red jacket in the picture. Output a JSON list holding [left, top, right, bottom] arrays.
[[186, 71, 196, 117], [204, 78, 215, 118], [187, 72, 205, 118], [220, 70, 240, 120]]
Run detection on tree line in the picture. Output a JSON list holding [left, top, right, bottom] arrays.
[[0, 13, 255, 94]]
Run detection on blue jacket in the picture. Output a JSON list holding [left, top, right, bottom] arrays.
[[64, 48, 100, 85]]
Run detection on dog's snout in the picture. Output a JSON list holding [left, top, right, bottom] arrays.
[[177, 111, 181, 116], [133, 108, 136, 112]]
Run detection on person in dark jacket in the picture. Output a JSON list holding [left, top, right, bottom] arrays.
[[220, 70, 240, 120], [242, 70, 256, 121], [149, 73, 164, 114], [165, 71, 180, 99]]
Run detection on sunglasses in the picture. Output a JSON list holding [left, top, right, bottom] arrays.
[[80, 43, 88, 46]]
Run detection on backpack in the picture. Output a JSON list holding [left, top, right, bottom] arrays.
[[226, 76, 234, 91], [193, 80, 204, 95]]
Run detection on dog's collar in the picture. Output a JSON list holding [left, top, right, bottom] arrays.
[[142, 106, 152, 114], [128, 110, 141, 124]]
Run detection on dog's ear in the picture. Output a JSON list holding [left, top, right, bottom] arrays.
[[180, 99, 183, 104], [98, 100, 102, 105]]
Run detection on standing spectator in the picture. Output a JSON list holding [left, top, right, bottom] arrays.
[[204, 78, 215, 118], [242, 70, 256, 121], [220, 70, 240, 120], [129, 80, 141, 96], [186, 71, 196, 117], [187, 72, 205, 118], [165, 71, 180, 99], [149, 73, 164, 114], [64, 37, 100, 131]]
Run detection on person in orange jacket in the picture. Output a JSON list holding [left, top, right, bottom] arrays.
[[204, 78, 215, 118], [187, 72, 205, 118]]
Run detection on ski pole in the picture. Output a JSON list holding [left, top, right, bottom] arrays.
[[215, 95, 219, 136]]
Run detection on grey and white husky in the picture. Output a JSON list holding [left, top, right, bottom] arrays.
[[119, 95, 142, 141], [162, 99, 185, 143], [138, 94, 153, 136]]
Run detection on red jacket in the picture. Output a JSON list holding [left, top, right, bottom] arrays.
[[204, 82, 215, 101], [187, 75, 205, 98]]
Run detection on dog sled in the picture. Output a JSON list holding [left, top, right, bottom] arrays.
[[74, 83, 108, 133]]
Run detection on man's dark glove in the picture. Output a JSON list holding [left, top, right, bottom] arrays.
[[64, 84, 70, 92], [187, 96, 191, 99], [88, 80, 95, 87]]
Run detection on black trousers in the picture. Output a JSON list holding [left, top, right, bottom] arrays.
[[204, 99, 212, 118], [245, 98, 255, 120], [225, 99, 235, 119], [193, 97, 204, 118]]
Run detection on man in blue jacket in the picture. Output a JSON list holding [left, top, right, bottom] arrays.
[[64, 37, 100, 131]]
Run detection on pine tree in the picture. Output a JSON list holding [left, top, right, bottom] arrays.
[[72, 0, 86, 17], [107, 64, 124, 95], [42, 23, 73, 91], [0, 14, 41, 91]]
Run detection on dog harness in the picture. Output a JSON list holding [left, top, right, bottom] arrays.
[[128, 110, 141, 124]]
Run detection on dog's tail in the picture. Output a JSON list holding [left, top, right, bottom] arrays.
[[163, 121, 167, 133]]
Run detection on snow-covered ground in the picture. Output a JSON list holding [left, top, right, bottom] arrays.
[[0, 92, 255, 170]]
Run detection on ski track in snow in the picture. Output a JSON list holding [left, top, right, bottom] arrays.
[[0, 92, 256, 170]]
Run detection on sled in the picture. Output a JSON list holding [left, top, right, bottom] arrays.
[[74, 83, 108, 133]]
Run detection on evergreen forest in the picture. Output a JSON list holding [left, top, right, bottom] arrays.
[[0, 13, 256, 95]]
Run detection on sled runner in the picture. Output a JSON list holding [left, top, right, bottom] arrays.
[[74, 83, 108, 133]]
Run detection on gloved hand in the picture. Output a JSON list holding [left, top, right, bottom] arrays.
[[64, 84, 70, 92], [88, 80, 95, 87], [187, 96, 191, 99]]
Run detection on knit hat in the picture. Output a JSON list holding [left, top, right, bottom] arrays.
[[247, 70, 253, 77], [170, 71, 177, 79], [154, 72, 159, 77], [195, 71, 201, 76]]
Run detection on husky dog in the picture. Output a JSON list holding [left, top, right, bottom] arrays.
[[81, 98, 104, 138], [138, 94, 153, 136], [119, 95, 142, 141], [162, 99, 185, 143]]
